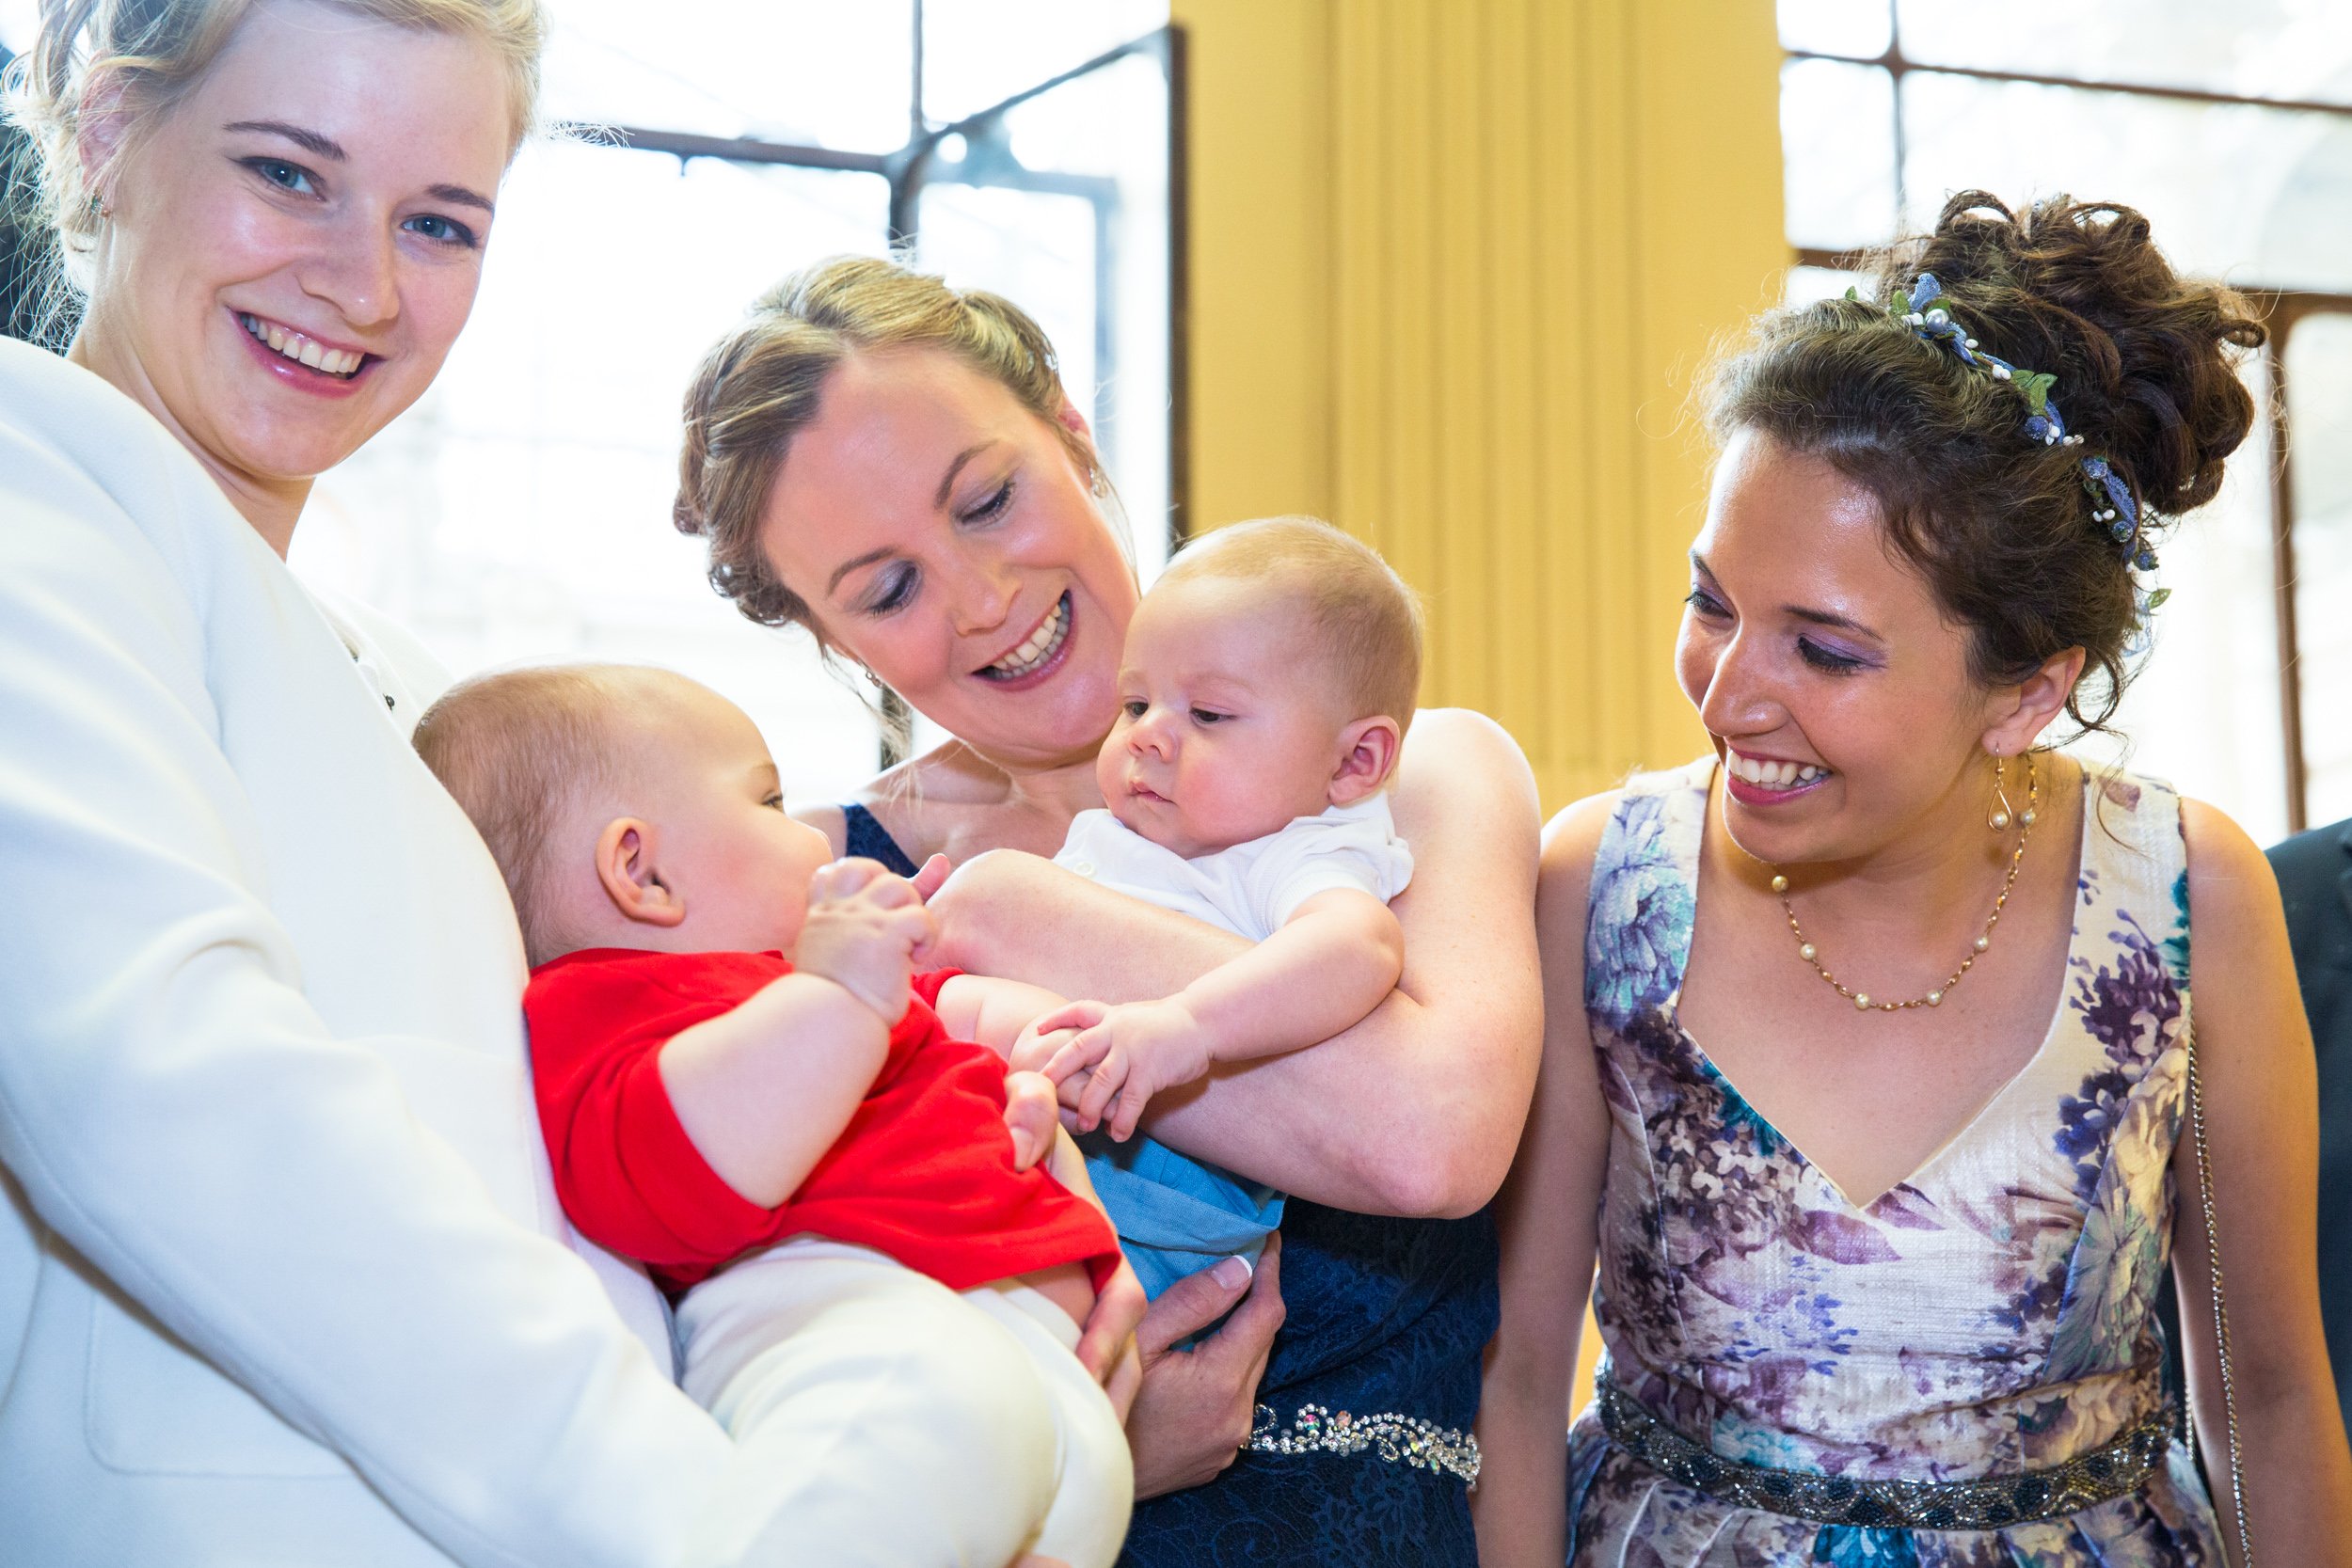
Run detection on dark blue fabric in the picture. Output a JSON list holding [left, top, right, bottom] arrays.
[[1119, 1199, 1498, 1567], [837, 802, 1500, 1565], [840, 801, 919, 877]]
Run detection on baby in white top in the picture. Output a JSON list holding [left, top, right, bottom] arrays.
[[1017, 515, 1420, 1295]]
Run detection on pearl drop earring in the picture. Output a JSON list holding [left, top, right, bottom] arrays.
[[1987, 753, 2016, 832]]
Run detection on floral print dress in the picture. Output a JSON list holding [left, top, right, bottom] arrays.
[[1567, 760, 2223, 1566]]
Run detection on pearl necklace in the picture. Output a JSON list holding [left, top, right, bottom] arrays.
[[1770, 754, 2040, 1014]]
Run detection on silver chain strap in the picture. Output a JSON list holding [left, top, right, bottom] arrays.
[[2183, 1017, 2255, 1565]]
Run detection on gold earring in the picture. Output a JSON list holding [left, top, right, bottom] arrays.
[[1987, 753, 2015, 832]]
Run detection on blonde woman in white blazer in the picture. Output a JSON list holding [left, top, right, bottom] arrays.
[[0, 4, 1141, 1565]]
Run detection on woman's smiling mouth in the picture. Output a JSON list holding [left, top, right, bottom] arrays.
[[1722, 744, 1834, 804], [976, 591, 1072, 686], [236, 311, 371, 380]]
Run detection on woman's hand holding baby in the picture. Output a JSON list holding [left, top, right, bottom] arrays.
[[1015, 998, 1215, 1143], [796, 857, 937, 1023]]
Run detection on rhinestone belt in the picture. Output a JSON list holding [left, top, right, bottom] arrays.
[[1248, 1402, 1482, 1488], [1598, 1382, 2174, 1528]]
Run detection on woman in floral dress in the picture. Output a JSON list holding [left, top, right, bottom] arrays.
[[1474, 192, 2352, 1565]]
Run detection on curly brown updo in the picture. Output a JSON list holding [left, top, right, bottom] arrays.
[[1707, 190, 2266, 735]]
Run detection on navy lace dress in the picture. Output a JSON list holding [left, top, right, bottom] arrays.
[[842, 803, 1499, 1566]]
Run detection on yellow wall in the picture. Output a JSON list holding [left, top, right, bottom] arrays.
[[1170, 0, 1788, 1431], [1172, 0, 1788, 813]]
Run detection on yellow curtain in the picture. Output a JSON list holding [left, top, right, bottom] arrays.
[[1171, 0, 1787, 813], [1169, 0, 1788, 1428]]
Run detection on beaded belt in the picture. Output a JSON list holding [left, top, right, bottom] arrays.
[[1248, 1402, 1482, 1487], [1597, 1382, 2173, 1528]]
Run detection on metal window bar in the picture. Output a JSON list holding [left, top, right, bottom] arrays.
[[1787, 40, 2352, 125], [1785, 7, 2352, 833]]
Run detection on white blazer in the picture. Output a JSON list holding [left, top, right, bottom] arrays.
[[0, 339, 734, 1565]]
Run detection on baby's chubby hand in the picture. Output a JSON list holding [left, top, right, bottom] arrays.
[[1007, 1021, 1081, 1078], [1016, 998, 1215, 1143], [793, 858, 936, 1025]]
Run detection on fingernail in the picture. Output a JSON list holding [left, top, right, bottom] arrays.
[[1211, 1254, 1253, 1289]]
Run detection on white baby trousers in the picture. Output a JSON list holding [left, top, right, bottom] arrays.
[[674, 1237, 1132, 1568]]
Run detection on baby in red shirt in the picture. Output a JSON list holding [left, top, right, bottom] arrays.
[[416, 663, 1132, 1568]]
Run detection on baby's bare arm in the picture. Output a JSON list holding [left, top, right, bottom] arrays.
[[659, 975, 889, 1209], [932, 974, 1071, 1056], [1038, 890, 1408, 1143], [660, 859, 930, 1208], [1181, 889, 1405, 1062]]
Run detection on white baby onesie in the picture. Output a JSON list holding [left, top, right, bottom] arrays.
[[1053, 795, 1414, 942]]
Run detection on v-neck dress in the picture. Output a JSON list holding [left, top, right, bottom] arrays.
[[1567, 760, 2223, 1566]]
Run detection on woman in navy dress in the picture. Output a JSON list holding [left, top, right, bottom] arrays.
[[670, 256, 1544, 1564]]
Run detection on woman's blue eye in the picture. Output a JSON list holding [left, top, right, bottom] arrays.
[[1683, 587, 1725, 617], [1798, 638, 1866, 674], [403, 213, 480, 249], [244, 157, 317, 195]]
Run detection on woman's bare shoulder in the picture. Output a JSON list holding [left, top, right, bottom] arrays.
[[1539, 789, 1626, 914], [1403, 708, 1536, 784], [1391, 709, 1538, 834], [2177, 793, 2288, 944], [1386, 711, 1541, 895]]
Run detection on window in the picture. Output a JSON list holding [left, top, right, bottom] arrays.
[[0, 0, 1179, 800], [1778, 0, 2352, 841]]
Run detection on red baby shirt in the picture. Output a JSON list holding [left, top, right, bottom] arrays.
[[525, 949, 1119, 1295]]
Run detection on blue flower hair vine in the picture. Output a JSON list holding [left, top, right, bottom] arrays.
[[2078, 455, 2156, 572], [1847, 273, 2168, 599]]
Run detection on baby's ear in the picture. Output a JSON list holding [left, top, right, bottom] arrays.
[[595, 817, 687, 927], [1327, 717, 1403, 807]]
